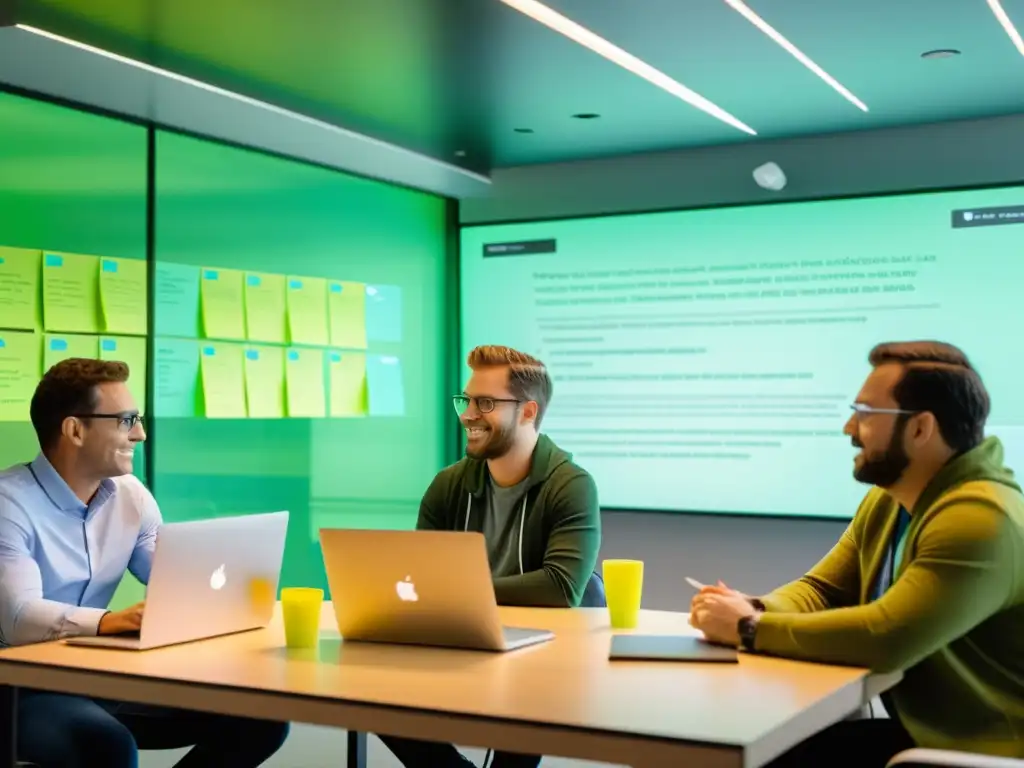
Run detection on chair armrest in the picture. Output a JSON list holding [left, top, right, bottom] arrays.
[[888, 749, 1024, 768]]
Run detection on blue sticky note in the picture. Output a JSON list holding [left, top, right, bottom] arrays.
[[101, 339, 117, 352], [329, 283, 342, 294], [246, 349, 259, 361], [0, 339, 6, 348], [154, 338, 201, 418], [44, 254, 63, 268], [50, 338, 68, 352], [154, 263, 201, 338], [367, 355, 405, 416], [102, 260, 118, 273], [289, 279, 303, 290], [246, 275, 261, 287], [203, 347, 215, 356], [287, 350, 299, 361], [203, 270, 219, 281], [366, 285, 403, 343], [330, 352, 341, 363]]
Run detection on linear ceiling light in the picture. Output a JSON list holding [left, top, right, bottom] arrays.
[[985, 0, 1024, 56], [498, 0, 757, 136], [722, 0, 868, 112], [12, 24, 490, 182]]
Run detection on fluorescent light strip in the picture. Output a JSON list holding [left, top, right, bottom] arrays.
[[722, 0, 868, 112], [498, 0, 757, 136], [13, 24, 490, 183], [986, 0, 1024, 56]]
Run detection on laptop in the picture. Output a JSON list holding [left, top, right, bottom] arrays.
[[66, 510, 289, 650], [320, 528, 554, 652]]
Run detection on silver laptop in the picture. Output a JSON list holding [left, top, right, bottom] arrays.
[[67, 510, 289, 650], [320, 528, 554, 652]]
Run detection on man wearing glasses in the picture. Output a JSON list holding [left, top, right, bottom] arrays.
[[691, 341, 1024, 766], [0, 358, 289, 767], [378, 344, 601, 768]]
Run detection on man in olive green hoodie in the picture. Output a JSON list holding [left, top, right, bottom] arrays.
[[691, 341, 1024, 767], [378, 344, 601, 768]]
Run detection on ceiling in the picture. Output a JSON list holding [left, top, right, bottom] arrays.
[[11, 0, 1024, 173]]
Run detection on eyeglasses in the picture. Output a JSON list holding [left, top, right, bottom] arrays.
[[849, 403, 919, 418], [452, 395, 521, 416], [72, 412, 145, 431]]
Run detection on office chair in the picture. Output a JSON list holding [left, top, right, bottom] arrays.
[[580, 571, 607, 608], [888, 750, 1024, 768]]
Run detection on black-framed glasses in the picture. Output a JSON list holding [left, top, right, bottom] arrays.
[[452, 395, 521, 416], [72, 412, 145, 431], [849, 403, 918, 419]]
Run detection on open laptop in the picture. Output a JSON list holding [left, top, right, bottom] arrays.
[[320, 528, 554, 652], [66, 510, 289, 650]]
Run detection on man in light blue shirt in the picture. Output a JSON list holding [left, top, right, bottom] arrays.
[[0, 358, 289, 767]]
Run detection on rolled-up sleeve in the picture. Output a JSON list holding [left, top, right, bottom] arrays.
[[0, 501, 105, 646]]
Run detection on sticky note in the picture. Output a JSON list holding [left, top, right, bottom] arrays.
[[154, 263, 201, 338], [153, 337, 200, 418], [244, 272, 287, 344], [328, 351, 367, 417], [200, 267, 245, 341], [285, 347, 326, 418], [367, 355, 405, 416], [43, 333, 99, 372], [365, 284, 402, 343], [100, 336, 148, 413], [286, 276, 329, 346], [42, 251, 101, 333], [99, 257, 147, 336], [0, 331, 41, 422], [243, 345, 285, 419], [200, 341, 246, 418], [328, 281, 368, 349], [0, 247, 40, 331]]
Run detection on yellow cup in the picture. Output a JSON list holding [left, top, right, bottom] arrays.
[[602, 559, 644, 629], [281, 587, 324, 649]]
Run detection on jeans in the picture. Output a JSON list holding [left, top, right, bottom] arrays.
[[766, 716, 915, 768], [17, 689, 290, 768], [378, 734, 541, 768]]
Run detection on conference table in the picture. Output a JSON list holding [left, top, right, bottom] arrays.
[[0, 603, 899, 768]]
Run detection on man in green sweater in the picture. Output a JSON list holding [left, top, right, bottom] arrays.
[[691, 341, 1024, 766], [379, 344, 601, 768]]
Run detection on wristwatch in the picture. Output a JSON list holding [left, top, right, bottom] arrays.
[[737, 613, 760, 651]]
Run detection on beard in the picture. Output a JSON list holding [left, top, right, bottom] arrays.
[[464, 417, 517, 461], [852, 419, 910, 488]]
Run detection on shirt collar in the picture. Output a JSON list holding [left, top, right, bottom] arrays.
[[29, 453, 116, 517]]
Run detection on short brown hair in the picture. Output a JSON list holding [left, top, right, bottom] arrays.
[[30, 358, 130, 452], [467, 345, 553, 428]]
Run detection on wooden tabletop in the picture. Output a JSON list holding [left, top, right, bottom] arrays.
[[0, 604, 899, 768]]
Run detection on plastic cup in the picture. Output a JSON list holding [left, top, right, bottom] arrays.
[[280, 587, 324, 648], [602, 559, 644, 629]]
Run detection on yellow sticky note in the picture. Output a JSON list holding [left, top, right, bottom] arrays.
[[0, 331, 41, 422], [99, 257, 147, 336], [285, 347, 325, 418], [0, 247, 41, 331], [327, 281, 367, 349], [244, 272, 287, 344], [200, 267, 245, 341], [43, 333, 99, 372], [328, 351, 367, 417], [200, 342, 247, 418], [286, 276, 328, 346], [100, 336, 147, 413], [244, 345, 285, 419], [42, 252, 100, 333]]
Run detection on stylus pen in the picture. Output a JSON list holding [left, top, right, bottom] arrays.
[[685, 577, 707, 590]]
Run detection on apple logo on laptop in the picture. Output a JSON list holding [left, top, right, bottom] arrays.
[[395, 575, 418, 602], [209, 564, 227, 590]]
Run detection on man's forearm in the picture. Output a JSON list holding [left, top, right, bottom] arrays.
[[0, 599, 107, 646], [493, 570, 574, 607]]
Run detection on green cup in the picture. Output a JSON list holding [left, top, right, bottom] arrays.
[[602, 559, 644, 629]]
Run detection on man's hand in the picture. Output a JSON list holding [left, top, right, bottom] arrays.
[[689, 591, 757, 646], [98, 601, 145, 635]]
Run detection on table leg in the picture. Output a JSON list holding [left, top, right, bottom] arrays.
[[347, 730, 367, 768], [0, 686, 15, 768]]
